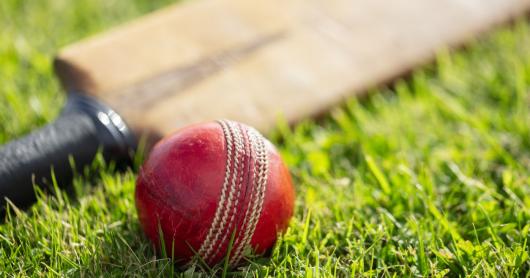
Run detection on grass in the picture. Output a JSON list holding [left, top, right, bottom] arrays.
[[1, 0, 530, 276]]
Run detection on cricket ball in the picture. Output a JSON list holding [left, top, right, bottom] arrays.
[[135, 120, 295, 268]]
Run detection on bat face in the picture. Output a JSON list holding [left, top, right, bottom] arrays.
[[54, 0, 530, 142]]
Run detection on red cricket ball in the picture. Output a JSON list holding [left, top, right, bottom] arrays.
[[135, 120, 295, 268]]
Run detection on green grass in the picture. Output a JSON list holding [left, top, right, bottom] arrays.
[[1, 0, 530, 276]]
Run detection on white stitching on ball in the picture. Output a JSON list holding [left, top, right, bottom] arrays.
[[229, 126, 269, 265], [194, 121, 269, 267], [197, 120, 235, 262], [206, 121, 245, 263], [227, 125, 258, 265]]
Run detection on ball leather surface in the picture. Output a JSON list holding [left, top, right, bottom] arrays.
[[135, 120, 295, 267]]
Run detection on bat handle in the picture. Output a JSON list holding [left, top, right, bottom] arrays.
[[0, 93, 136, 216]]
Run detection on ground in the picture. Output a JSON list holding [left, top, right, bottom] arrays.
[[1, 0, 530, 277]]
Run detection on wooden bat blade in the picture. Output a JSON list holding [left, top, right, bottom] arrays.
[[54, 0, 530, 139]]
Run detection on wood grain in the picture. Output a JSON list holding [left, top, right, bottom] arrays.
[[54, 0, 530, 139]]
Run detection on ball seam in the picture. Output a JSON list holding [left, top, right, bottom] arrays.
[[196, 120, 235, 262], [206, 121, 246, 263]]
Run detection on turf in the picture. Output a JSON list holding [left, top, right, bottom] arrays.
[[1, 0, 530, 277]]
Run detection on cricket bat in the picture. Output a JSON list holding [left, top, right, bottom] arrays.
[[1, 0, 529, 212]]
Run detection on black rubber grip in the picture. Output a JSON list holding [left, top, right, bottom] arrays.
[[0, 93, 135, 215], [0, 112, 101, 210]]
